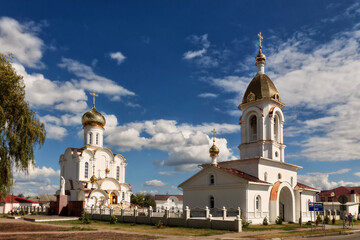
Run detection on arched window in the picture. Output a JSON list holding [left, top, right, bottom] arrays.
[[89, 133, 93, 144], [278, 173, 282, 180], [96, 133, 99, 145], [274, 115, 279, 142], [264, 172, 268, 182], [210, 175, 215, 185], [209, 196, 214, 208], [84, 162, 88, 178], [116, 166, 120, 180], [250, 115, 257, 141], [256, 195, 261, 211]]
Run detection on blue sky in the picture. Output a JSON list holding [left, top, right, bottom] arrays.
[[1, 0, 360, 196]]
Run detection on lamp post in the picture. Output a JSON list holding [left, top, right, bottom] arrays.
[[299, 188, 303, 226], [331, 192, 335, 221]]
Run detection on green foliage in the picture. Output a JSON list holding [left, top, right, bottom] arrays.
[[324, 214, 330, 224], [262, 216, 268, 226], [241, 216, 251, 228], [31, 211, 37, 215], [79, 211, 91, 224], [110, 215, 117, 224], [131, 193, 155, 208], [332, 217, 335, 224], [155, 220, 163, 228], [0, 54, 46, 195], [20, 210, 25, 216], [306, 221, 312, 225], [315, 214, 322, 226], [275, 216, 283, 225], [17, 193, 24, 198]]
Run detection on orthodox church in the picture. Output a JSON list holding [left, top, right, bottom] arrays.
[[58, 93, 132, 211], [179, 33, 318, 224]]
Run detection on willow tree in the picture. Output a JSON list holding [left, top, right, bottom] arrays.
[[0, 54, 46, 194]]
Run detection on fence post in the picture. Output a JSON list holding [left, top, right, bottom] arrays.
[[184, 206, 190, 220], [205, 206, 210, 219], [134, 206, 138, 217], [222, 206, 227, 220], [235, 215, 242, 232], [237, 207, 241, 218], [121, 207, 125, 216], [148, 206, 153, 218], [110, 207, 113, 215], [165, 207, 169, 219]]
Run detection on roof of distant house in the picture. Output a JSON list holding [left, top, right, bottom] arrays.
[[320, 186, 360, 195], [155, 195, 183, 201], [0, 195, 39, 204]]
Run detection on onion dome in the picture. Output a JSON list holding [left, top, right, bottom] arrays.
[[209, 144, 219, 157], [241, 74, 283, 106], [90, 174, 97, 184], [81, 106, 106, 128], [105, 167, 110, 175], [255, 49, 266, 64]]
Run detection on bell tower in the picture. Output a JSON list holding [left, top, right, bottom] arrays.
[[238, 33, 286, 162]]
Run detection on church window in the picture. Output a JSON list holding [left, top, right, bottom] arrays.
[[255, 195, 261, 211], [250, 115, 257, 141], [274, 115, 279, 142], [278, 173, 282, 180], [209, 196, 214, 208], [96, 134, 99, 144], [85, 162, 88, 178], [210, 175, 215, 185], [89, 133, 93, 144], [264, 172, 268, 182], [116, 166, 120, 180], [122, 192, 125, 200]]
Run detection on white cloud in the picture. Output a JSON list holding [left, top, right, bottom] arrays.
[[354, 172, 360, 177], [183, 48, 206, 59], [144, 179, 166, 187], [105, 119, 239, 171], [0, 17, 44, 68], [110, 51, 126, 65], [59, 58, 135, 99], [298, 169, 360, 190], [13, 165, 60, 196], [158, 171, 175, 176], [198, 93, 218, 98], [45, 124, 67, 140]]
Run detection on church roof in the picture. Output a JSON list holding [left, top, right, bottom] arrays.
[[155, 195, 183, 201], [320, 186, 360, 195], [216, 166, 269, 184], [0, 195, 38, 204], [240, 74, 284, 107]]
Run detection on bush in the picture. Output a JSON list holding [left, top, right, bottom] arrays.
[[332, 217, 335, 224], [20, 210, 26, 216], [155, 220, 163, 228], [324, 214, 330, 224], [306, 221, 312, 225], [31, 211, 38, 215], [241, 216, 251, 228], [79, 211, 91, 224], [262, 216, 268, 226], [110, 215, 117, 224], [275, 216, 283, 225], [315, 214, 321, 226]]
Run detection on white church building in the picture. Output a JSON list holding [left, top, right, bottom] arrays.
[[179, 34, 318, 224], [58, 93, 132, 211]]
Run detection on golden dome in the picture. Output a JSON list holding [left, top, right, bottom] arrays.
[[81, 106, 106, 128], [209, 144, 219, 157], [255, 49, 266, 64], [105, 167, 110, 174], [90, 174, 97, 184], [241, 74, 284, 106]]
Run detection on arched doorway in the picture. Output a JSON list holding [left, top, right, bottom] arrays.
[[110, 192, 117, 204], [278, 186, 294, 222]]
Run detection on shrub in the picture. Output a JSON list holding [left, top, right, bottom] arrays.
[[79, 211, 91, 224], [332, 217, 335, 224], [306, 221, 312, 225], [315, 214, 321, 226], [241, 216, 251, 228], [262, 216, 268, 226], [110, 215, 117, 224], [155, 220, 163, 228], [20, 210, 26, 216], [275, 216, 283, 225], [324, 214, 330, 224], [31, 211, 38, 215]]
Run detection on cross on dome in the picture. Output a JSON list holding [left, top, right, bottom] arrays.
[[211, 128, 216, 143], [90, 90, 98, 107], [258, 32, 263, 49]]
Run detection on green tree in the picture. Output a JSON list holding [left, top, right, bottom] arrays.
[[131, 193, 155, 208], [0, 54, 46, 194]]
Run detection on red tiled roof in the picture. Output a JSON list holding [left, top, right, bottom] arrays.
[[0, 195, 38, 204], [155, 195, 183, 201], [295, 182, 318, 190], [216, 166, 269, 184], [320, 186, 360, 195]]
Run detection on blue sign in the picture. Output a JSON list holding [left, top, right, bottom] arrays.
[[309, 202, 324, 211]]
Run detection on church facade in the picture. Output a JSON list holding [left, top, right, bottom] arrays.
[[179, 34, 318, 224], [58, 95, 132, 210]]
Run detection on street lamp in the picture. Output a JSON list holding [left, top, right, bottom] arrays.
[[331, 192, 335, 222], [299, 188, 303, 226]]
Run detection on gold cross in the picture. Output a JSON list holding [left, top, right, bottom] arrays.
[[211, 129, 216, 142], [258, 32, 263, 49], [90, 90, 98, 107]]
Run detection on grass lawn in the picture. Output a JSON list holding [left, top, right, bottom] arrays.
[[243, 222, 313, 231], [46, 220, 232, 236], [249, 228, 354, 238]]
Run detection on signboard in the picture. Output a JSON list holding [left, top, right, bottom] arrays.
[[309, 202, 324, 211], [338, 195, 348, 204]]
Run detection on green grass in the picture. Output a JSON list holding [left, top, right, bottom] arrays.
[[58, 226, 97, 231], [46, 220, 232, 236], [249, 228, 354, 238], [243, 222, 313, 231]]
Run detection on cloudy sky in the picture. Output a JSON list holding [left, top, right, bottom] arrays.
[[1, 1, 360, 196]]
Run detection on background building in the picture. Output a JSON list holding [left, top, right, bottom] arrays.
[[155, 195, 183, 212]]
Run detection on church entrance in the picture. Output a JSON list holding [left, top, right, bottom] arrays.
[[110, 192, 117, 204], [278, 186, 294, 222]]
